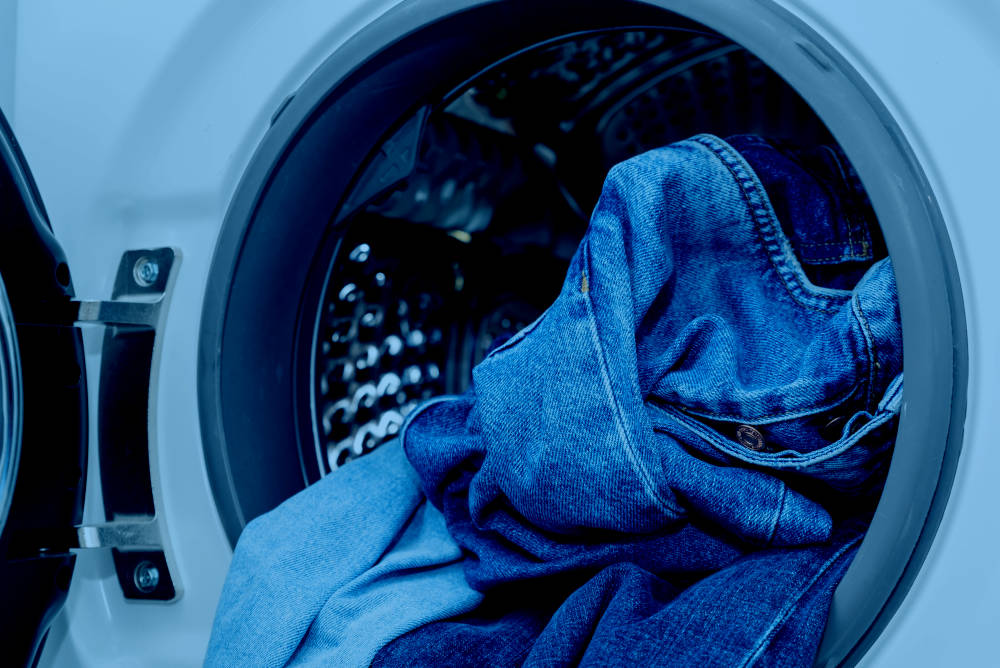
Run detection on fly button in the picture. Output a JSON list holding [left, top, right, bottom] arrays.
[[735, 425, 766, 451]]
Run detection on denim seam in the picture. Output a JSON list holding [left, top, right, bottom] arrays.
[[835, 150, 858, 254], [752, 136, 871, 262], [741, 535, 864, 667], [398, 394, 464, 463], [842, 171, 858, 257], [663, 403, 894, 468], [879, 373, 904, 413], [582, 243, 684, 518], [799, 240, 863, 249], [668, 378, 863, 424], [799, 254, 873, 265], [690, 135, 849, 314], [729, 166, 843, 315], [799, 241, 851, 248], [822, 144, 874, 258], [765, 483, 787, 546], [851, 296, 877, 412]]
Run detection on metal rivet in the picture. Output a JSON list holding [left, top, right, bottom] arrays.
[[132, 257, 160, 287], [735, 425, 766, 451], [133, 560, 160, 593]]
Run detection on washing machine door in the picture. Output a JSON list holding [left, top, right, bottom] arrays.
[[0, 108, 90, 667]]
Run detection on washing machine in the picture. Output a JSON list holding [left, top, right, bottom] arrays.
[[0, 0, 992, 665]]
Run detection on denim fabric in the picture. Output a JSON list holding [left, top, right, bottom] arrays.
[[204, 440, 482, 667], [372, 531, 861, 667], [382, 134, 900, 664], [725, 135, 882, 292], [402, 134, 900, 565], [208, 134, 901, 667], [399, 392, 747, 593]]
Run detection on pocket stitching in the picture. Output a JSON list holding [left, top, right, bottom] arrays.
[[667, 377, 864, 424], [663, 402, 895, 468], [690, 135, 849, 314], [851, 295, 877, 412]]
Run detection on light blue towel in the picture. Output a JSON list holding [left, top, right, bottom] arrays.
[[205, 439, 482, 667]]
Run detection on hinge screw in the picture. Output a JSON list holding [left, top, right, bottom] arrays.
[[133, 560, 160, 593], [133, 257, 160, 287]]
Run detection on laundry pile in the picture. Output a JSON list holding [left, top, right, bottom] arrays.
[[205, 134, 901, 667]]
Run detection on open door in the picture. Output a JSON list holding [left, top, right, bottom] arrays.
[[0, 107, 184, 666], [0, 109, 89, 666]]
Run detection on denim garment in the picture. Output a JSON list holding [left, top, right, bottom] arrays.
[[402, 134, 900, 574], [381, 134, 900, 665], [725, 135, 882, 292], [372, 531, 861, 667], [400, 392, 750, 593], [208, 134, 901, 667], [204, 440, 482, 667]]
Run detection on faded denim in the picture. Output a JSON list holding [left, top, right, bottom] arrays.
[[204, 440, 483, 667], [384, 134, 901, 663], [208, 134, 902, 667], [402, 134, 900, 567]]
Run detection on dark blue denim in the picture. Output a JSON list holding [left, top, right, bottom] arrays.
[[381, 134, 901, 663], [372, 530, 862, 667], [206, 134, 900, 667], [725, 135, 881, 292]]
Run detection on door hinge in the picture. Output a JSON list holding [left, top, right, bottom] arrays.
[[11, 248, 180, 601]]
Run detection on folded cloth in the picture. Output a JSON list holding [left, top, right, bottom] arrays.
[[204, 440, 483, 667], [725, 135, 882, 292]]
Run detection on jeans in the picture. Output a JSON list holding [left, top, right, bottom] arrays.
[[403, 133, 899, 574], [381, 134, 900, 663], [204, 440, 482, 667], [373, 529, 862, 667], [208, 133, 901, 667]]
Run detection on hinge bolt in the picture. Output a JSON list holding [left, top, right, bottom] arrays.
[[133, 257, 160, 287], [133, 560, 160, 593]]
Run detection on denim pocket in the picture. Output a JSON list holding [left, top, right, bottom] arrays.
[[644, 295, 873, 430], [650, 374, 902, 488], [692, 134, 855, 315], [645, 136, 886, 427]]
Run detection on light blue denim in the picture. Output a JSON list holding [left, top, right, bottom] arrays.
[[204, 439, 482, 667]]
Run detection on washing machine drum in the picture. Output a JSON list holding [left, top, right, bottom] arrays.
[[200, 3, 963, 666], [0, 109, 90, 666]]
